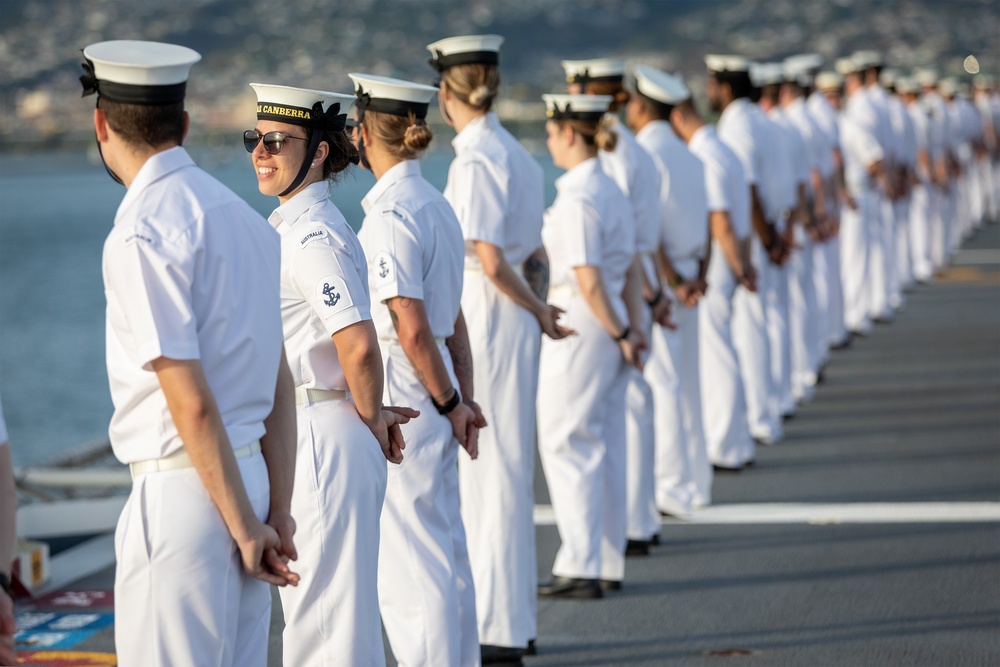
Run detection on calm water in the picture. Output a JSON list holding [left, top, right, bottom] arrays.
[[0, 143, 560, 466]]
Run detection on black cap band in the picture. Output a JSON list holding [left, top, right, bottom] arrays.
[[567, 73, 624, 85], [428, 50, 499, 72], [355, 90, 429, 119], [80, 58, 186, 105], [546, 106, 605, 122]]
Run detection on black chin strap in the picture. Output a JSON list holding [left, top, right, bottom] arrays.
[[354, 94, 373, 171], [278, 128, 322, 198]]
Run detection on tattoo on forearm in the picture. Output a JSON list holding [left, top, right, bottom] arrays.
[[524, 256, 549, 300], [388, 304, 400, 332]]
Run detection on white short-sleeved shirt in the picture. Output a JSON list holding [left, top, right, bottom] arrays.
[[839, 115, 884, 195], [635, 120, 709, 276], [921, 92, 949, 161], [753, 108, 798, 226], [104, 147, 282, 463], [783, 96, 826, 176], [906, 101, 932, 181], [717, 98, 763, 187], [358, 160, 464, 342], [807, 92, 840, 178], [769, 108, 811, 192], [886, 95, 917, 169], [864, 85, 898, 162], [543, 158, 635, 312], [269, 181, 372, 391], [444, 112, 544, 267], [598, 115, 662, 255], [688, 125, 751, 240]]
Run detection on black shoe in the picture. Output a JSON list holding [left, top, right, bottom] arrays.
[[481, 644, 525, 665], [599, 578, 622, 591], [712, 463, 743, 473], [538, 576, 603, 599], [524, 639, 537, 656], [650, 533, 661, 546], [625, 539, 650, 557]]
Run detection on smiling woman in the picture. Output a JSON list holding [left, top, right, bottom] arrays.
[[244, 82, 409, 667], [246, 83, 359, 201]]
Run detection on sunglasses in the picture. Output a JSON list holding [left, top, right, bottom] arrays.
[[243, 129, 307, 155]]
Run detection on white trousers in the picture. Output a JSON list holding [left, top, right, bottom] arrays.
[[841, 190, 874, 334], [764, 260, 795, 417], [379, 343, 479, 667], [931, 185, 953, 269], [279, 399, 388, 667], [811, 239, 830, 365], [868, 195, 894, 320], [733, 240, 782, 444], [538, 294, 629, 581], [893, 197, 913, 299], [459, 271, 539, 649], [700, 245, 755, 468], [647, 303, 711, 514], [625, 300, 659, 540], [115, 453, 271, 667], [789, 227, 818, 402], [824, 234, 848, 347], [909, 183, 935, 283]]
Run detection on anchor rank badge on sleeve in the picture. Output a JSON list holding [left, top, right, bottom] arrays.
[[372, 251, 395, 288], [315, 274, 353, 318]]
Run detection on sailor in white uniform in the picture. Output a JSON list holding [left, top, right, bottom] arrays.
[[917, 69, 955, 270], [246, 83, 414, 667], [561, 57, 665, 552], [897, 76, 936, 284], [807, 66, 851, 350], [707, 54, 785, 446], [429, 34, 569, 663], [351, 73, 484, 667], [627, 66, 712, 516], [854, 51, 898, 321], [672, 77, 757, 471], [81, 41, 299, 666], [836, 58, 887, 336], [752, 62, 801, 419], [536, 93, 644, 598]]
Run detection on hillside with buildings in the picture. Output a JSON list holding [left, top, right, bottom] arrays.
[[0, 0, 996, 148]]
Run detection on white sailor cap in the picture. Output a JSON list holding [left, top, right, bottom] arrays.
[[250, 83, 353, 131], [784, 54, 824, 87], [852, 50, 884, 69], [750, 62, 786, 88], [878, 68, 899, 88], [814, 71, 844, 91], [784, 53, 824, 74], [835, 57, 863, 76], [632, 65, 690, 105], [80, 40, 200, 105], [349, 73, 438, 119], [894, 77, 920, 94], [542, 93, 613, 121], [426, 34, 504, 72], [561, 58, 626, 85], [914, 68, 939, 87], [973, 74, 995, 89], [705, 54, 751, 74], [938, 77, 958, 97]]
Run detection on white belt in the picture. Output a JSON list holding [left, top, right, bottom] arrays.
[[547, 285, 576, 303], [380, 337, 446, 347], [295, 386, 350, 406], [130, 440, 261, 477], [464, 264, 524, 277]]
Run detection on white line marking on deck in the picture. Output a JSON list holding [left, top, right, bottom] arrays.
[[533, 502, 1000, 526]]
